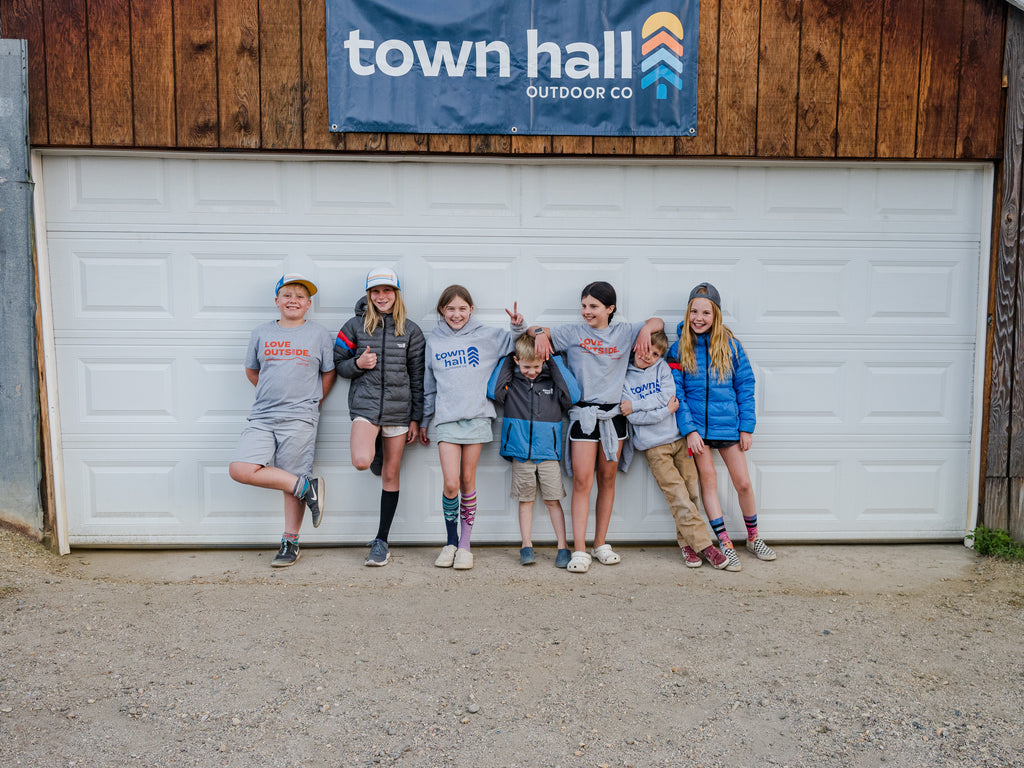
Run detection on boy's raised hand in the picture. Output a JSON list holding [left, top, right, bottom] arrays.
[[505, 301, 524, 326], [356, 346, 377, 370]]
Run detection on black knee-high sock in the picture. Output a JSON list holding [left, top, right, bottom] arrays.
[[376, 490, 400, 542]]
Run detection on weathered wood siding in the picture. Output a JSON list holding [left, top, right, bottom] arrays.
[[0, 0, 1007, 158]]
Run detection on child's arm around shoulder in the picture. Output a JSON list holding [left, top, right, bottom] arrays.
[[487, 353, 516, 406], [547, 353, 581, 410]]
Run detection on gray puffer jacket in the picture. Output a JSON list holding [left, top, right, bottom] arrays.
[[334, 297, 425, 425]]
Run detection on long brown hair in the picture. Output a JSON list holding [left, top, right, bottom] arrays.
[[436, 284, 474, 315], [678, 296, 739, 382], [363, 288, 408, 336]]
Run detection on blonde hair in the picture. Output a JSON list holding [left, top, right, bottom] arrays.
[[678, 297, 739, 382], [514, 333, 538, 362], [364, 288, 408, 336], [649, 329, 669, 355]]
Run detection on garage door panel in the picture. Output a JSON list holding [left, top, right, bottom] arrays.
[[43, 156, 987, 545], [755, 348, 974, 435]]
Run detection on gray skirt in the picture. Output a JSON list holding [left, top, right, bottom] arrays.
[[434, 418, 493, 445]]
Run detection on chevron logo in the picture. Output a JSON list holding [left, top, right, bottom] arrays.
[[466, 346, 480, 367], [640, 12, 685, 100]]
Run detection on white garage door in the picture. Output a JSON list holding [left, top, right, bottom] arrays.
[[40, 154, 990, 546]]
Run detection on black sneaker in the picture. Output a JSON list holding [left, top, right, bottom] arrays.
[[370, 434, 383, 477], [271, 539, 300, 567], [303, 477, 325, 527]]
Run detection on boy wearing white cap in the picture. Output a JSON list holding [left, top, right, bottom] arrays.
[[229, 274, 336, 567]]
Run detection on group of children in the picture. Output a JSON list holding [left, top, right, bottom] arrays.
[[229, 269, 777, 572]]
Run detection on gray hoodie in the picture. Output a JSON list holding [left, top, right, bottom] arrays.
[[622, 358, 682, 451], [422, 316, 526, 429]]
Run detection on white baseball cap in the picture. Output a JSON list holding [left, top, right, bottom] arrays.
[[366, 266, 400, 291], [275, 273, 318, 296]]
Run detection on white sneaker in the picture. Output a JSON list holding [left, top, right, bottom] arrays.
[[434, 544, 457, 568], [453, 548, 474, 570]]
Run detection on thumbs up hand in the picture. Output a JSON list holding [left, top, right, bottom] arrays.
[[357, 346, 377, 370]]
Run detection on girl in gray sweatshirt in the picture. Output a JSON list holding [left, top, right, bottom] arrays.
[[420, 285, 526, 570]]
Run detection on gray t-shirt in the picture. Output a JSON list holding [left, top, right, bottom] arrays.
[[550, 321, 645, 404], [244, 320, 334, 422]]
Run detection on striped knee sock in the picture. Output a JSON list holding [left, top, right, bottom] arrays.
[[442, 494, 459, 546], [459, 490, 477, 549], [709, 517, 733, 548], [743, 514, 759, 541]]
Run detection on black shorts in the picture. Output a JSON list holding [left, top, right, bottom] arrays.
[[569, 403, 628, 442], [703, 438, 738, 449]]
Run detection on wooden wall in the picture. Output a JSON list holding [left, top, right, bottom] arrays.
[[987, 6, 1024, 542], [0, 0, 1007, 159]]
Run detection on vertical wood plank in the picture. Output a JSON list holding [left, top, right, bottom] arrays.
[[552, 136, 594, 154], [635, 136, 674, 155], [217, 0, 261, 148], [387, 134, 429, 152], [837, 0, 883, 157], [877, 0, 924, 157], [259, 0, 302, 149], [983, 478, 1009, 530], [346, 132, 385, 151], [88, 0, 133, 146], [679, 0, 719, 155], [755, 0, 801, 157], [593, 136, 634, 155], [987, 9, 1024, 481], [300, 0, 343, 150], [1, 0, 49, 144], [916, 0, 965, 158], [43, 0, 90, 144], [429, 134, 471, 153], [797, 0, 842, 157], [1012, 479, 1024, 542], [957, 0, 1006, 158], [510, 135, 551, 154], [716, 0, 760, 156], [174, 0, 219, 147], [471, 135, 511, 154], [131, 0, 176, 147]]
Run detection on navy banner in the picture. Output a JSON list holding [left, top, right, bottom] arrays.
[[325, 1, 699, 136]]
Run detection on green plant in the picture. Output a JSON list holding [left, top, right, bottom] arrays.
[[968, 525, 1024, 562]]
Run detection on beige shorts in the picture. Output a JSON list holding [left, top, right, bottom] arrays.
[[510, 459, 566, 502], [353, 416, 408, 438]]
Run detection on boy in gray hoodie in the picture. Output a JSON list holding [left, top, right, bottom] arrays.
[[621, 331, 728, 570]]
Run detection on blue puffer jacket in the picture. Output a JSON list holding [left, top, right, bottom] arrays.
[[487, 353, 581, 462], [668, 321, 756, 441]]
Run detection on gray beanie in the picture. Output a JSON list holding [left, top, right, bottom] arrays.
[[688, 282, 721, 308]]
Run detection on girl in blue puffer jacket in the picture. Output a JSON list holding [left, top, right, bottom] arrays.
[[669, 282, 777, 571]]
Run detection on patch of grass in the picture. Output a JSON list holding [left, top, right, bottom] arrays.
[[968, 526, 1024, 562]]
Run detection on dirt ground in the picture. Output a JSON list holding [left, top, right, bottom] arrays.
[[1, 530, 1023, 768]]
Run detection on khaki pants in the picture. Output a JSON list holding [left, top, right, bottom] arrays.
[[644, 439, 713, 552]]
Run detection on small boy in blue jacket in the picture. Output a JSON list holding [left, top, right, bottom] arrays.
[[488, 333, 581, 567]]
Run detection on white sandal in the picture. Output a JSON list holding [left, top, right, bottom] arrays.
[[566, 551, 592, 573], [591, 544, 621, 565]]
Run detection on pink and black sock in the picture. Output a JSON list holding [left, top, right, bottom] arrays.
[[743, 514, 759, 541], [709, 517, 733, 548], [458, 490, 477, 549]]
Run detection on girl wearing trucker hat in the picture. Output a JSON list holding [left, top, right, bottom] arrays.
[[335, 267, 425, 567]]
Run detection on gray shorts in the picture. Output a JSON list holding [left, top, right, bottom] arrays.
[[510, 459, 566, 502], [434, 418, 493, 445], [231, 417, 318, 477]]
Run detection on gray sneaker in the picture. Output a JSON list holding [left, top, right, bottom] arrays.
[[302, 477, 325, 528], [271, 539, 300, 567], [365, 538, 391, 567]]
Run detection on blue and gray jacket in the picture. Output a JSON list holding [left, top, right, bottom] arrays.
[[487, 353, 581, 462]]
